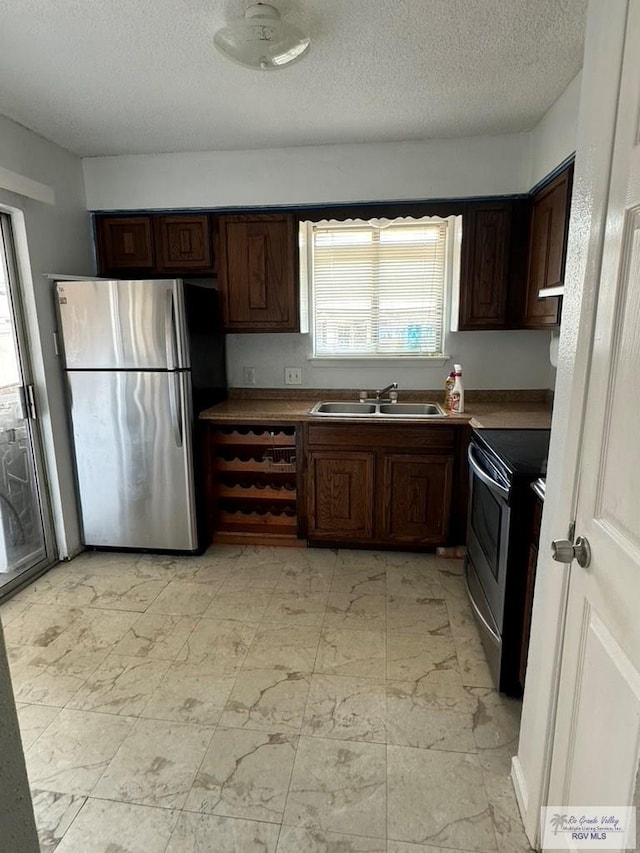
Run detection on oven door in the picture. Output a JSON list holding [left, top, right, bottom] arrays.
[[466, 441, 511, 632]]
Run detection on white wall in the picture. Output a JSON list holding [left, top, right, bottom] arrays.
[[226, 330, 552, 390], [0, 114, 93, 558], [529, 72, 582, 189], [83, 134, 530, 211]]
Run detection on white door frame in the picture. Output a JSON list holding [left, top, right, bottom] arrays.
[[0, 202, 82, 563], [512, 1, 631, 847]]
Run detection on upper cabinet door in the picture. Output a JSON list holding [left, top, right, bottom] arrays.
[[96, 216, 154, 274], [522, 164, 573, 329], [459, 203, 512, 330], [155, 215, 214, 272], [218, 214, 298, 332]]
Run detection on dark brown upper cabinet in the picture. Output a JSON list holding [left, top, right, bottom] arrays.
[[154, 215, 214, 272], [95, 213, 215, 277], [217, 213, 298, 333], [459, 202, 512, 330], [522, 164, 573, 329], [96, 216, 155, 274]]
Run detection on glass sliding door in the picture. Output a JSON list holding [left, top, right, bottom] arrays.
[[0, 214, 55, 597]]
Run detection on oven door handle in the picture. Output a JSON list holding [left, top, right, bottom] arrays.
[[467, 443, 510, 502], [464, 561, 501, 644]]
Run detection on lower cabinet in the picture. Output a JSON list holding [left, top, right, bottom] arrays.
[[381, 455, 453, 545], [203, 422, 301, 545], [307, 452, 375, 540], [305, 423, 465, 548]]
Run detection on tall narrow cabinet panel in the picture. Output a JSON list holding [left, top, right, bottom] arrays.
[[459, 203, 511, 329], [218, 214, 298, 332], [522, 165, 573, 328]]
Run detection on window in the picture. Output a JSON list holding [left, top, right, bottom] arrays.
[[301, 216, 454, 358]]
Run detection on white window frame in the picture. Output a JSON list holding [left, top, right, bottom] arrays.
[[300, 215, 461, 363]]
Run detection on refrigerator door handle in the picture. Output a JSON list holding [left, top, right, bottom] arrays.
[[168, 372, 183, 448], [165, 288, 178, 371]]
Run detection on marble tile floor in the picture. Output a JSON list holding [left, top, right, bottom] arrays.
[[0, 546, 532, 853]]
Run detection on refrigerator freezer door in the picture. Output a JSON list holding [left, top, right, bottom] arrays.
[[56, 279, 190, 370], [67, 370, 197, 550]]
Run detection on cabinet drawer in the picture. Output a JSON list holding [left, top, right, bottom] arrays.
[[306, 423, 455, 451]]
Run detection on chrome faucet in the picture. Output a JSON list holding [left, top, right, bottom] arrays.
[[375, 382, 398, 401]]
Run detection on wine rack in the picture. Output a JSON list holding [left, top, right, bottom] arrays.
[[206, 424, 301, 544]]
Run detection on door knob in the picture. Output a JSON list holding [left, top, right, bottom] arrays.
[[551, 536, 591, 568]]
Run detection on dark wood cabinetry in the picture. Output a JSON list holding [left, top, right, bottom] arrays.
[[457, 163, 573, 331], [95, 213, 215, 277], [155, 215, 213, 272], [217, 214, 298, 332], [307, 451, 375, 540], [203, 423, 302, 545], [93, 161, 572, 335], [96, 216, 155, 273], [305, 423, 464, 548], [522, 165, 573, 328], [382, 454, 453, 545], [459, 203, 512, 330]]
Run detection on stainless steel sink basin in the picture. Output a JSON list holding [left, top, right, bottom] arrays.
[[311, 402, 378, 415], [378, 403, 443, 416], [309, 401, 445, 418]]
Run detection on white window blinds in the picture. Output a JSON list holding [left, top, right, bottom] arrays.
[[307, 218, 448, 357]]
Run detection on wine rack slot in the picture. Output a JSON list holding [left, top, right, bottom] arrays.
[[213, 428, 296, 446], [218, 484, 296, 501], [207, 422, 300, 544]]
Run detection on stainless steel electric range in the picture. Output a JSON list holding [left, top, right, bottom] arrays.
[[465, 427, 550, 696]]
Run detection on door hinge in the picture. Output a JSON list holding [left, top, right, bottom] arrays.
[[53, 331, 60, 356]]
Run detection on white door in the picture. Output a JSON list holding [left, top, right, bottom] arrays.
[[545, 2, 640, 849], [0, 215, 55, 593]]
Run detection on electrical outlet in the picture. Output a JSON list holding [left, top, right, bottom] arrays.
[[284, 366, 302, 385], [243, 366, 256, 385]]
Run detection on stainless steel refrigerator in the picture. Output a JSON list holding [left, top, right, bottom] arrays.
[[56, 278, 226, 552]]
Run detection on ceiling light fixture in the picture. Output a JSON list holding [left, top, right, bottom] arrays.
[[214, 3, 310, 71]]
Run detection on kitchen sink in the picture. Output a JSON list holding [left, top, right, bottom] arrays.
[[309, 401, 445, 418], [311, 402, 377, 415], [378, 403, 442, 416]]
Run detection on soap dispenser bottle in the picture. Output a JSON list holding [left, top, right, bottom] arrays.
[[450, 364, 464, 413], [444, 370, 455, 409]]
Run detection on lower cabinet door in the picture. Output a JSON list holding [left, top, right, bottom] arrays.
[[381, 454, 453, 545], [307, 451, 375, 540]]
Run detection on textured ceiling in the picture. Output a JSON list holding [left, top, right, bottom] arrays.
[[0, 0, 587, 157]]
